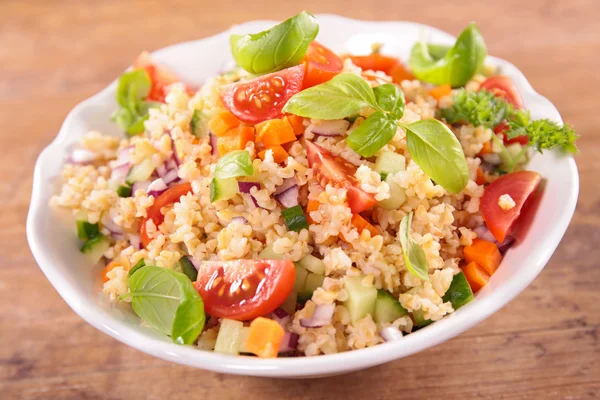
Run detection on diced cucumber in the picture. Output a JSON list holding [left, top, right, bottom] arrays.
[[413, 309, 433, 328], [258, 243, 285, 260], [125, 159, 154, 185], [128, 258, 146, 277], [282, 206, 309, 232], [190, 110, 207, 138], [294, 264, 309, 293], [343, 275, 377, 322], [296, 254, 325, 276], [506, 143, 524, 159], [374, 290, 408, 324], [80, 235, 111, 264], [116, 184, 132, 198], [281, 290, 298, 314], [297, 270, 324, 303], [176, 256, 198, 281], [214, 318, 245, 355], [374, 151, 406, 175], [377, 178, 406, 210], [209, 177, 238, 202], [442, 271, 474, 310], [238, 327, 251, 354], [76, 220, 99, 241]]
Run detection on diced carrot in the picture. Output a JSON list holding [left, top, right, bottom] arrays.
[[244, 317, 285, 358], [285, 115, 306, 135], [102, 261, 121, 283], [462, 262, 490, 293], [217, 125, 255, 155], [428, 84, 452, 101], [476, 167, 487, 186], [306, 200, 320, 224], [208, 111, 241, 137], [478, 141, 492, 156], [255, 118, 296, 147], [389, 62, 415, 84], [258, 145, 288, 163], [464, 238, 502, 276], [350, 213, 379, 237]]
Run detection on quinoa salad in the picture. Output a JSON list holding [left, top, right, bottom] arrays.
[[50, 13, 578, 358]]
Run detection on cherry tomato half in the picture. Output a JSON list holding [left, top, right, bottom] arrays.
[[220, 64, 305, 124], [140, 183, 193, 248], [134, 51, 182, 103], [195, 259, 296, 321], [480, 75, 524, 110], [302, 41, 344, 88], [305, 141, 377, 214], [481, 170, 541, 243]]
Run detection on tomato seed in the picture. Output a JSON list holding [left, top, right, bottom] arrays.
[[271, 77, 284, 88], [261, 93, 271, 103], [254, 97, 262, 108], [241, 279, 250, 291], [236, 90, 246, 102]]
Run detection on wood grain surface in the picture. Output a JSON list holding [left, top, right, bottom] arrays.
[[1, 0, 599, 398]]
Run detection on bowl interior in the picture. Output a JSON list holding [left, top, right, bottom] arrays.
[[27, 15, 578, 377]]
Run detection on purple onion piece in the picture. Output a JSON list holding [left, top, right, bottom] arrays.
[[497, 235, 515, 254], [299, 303, 335, 328], [111, 163, 130, 182], [156, 163, 167, 177], [129, 234, 142, 250], [231, 216, 248, 224], [115, 145, 134, 166], [272, 308, 289, 319], [132, 180, 151, 193], [209, 133, 218, 156], [275, 185, 299, 208], [310, 119, 350, 137], [278, 332, 299, 353], [162, 169, 179, 184], [274, 177, 298, 195], [171, 138, 181, 166], [473, 225, 497, 243], [148, 178, 167, 193], [238, 181, 260, 193], [482, 153, 502, 166], [102, 216, 124, 235], [380, 326, 403, 342]]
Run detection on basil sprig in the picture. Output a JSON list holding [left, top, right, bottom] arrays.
[[122, 266, 205, 345], [285, 74, 468, 193], [213, 150, 254, 179], [399, 212, 429, 281], [230, 11, 319, 74], [111, 69, 161, 136], [409, 23, 487, 87]]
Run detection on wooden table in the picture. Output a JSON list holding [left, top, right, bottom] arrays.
[[2, 0, 598, 398]]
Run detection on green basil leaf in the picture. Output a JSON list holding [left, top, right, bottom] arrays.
[[402, 119, 469, 194], [346, 112, 397, 157], [283, 73, 377, 120], [409, 23, 487, 87], [116, 69, 152, 110], [230, 11, 319, 74], [111, 108, 134, 132], [399, 212, 429, 282], [126, 114, 149, 137], [214, 150, 254, 179], [126, 266, 205, 345], [373, 83, 405, 119]]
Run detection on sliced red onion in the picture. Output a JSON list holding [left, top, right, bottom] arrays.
[[497, 235, 515, 254], [238, 182, 261, 208], [482, 153, 502, 166], [380, 326, 403, 342], [278, 331, 299, 353], [310, 120, 350, 137], [71, 148, 98, 164], [171, 138, 181, 166], [102, 215, 124, 236], [156, 163, 167, 178], [131, 180, 151, 193], [271, 308, 291, 327], [473, 225, 497, 243], [111, 163, 130, 182], [209, 133, 218, 155], [162, 169, 179, 185], [275, 185, 299, 208], [274, 177, 297, 195], [299, 303, 335, 328], [231, 216, 248, 224], [129, 234, 142, 250], [147, 178, 168, 197], [115, 146, 134, 166]]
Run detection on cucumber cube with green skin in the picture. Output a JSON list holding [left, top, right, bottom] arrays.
[[297, 272, 324, 303], [374, 290, 408, 324], [117, 185, 132, 198], [412, 309, 433, 328], [296, 254, 326, 275], [209, 177, 238, 202], [377, 178, 406, 210], [128, 259, 146, 277], [76, 220, 99, 241], [442, 271, 474, 310], [294, 264, 309, 293], [80, 235, 111, 264], [374, 151, 406, 175], [176, 256, 198, 281], [281, 206, 309, 232], [125, 159, 154, 185], [214, 318, 245, 355], [343, 275, 377, 322], [258, 244, 285, 260], [281, 290, 298, 315]]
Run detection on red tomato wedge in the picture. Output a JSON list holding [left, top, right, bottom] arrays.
[[140, 183, 192, 248], [220, 64, 305, 124], [134, 51, 181, 103], [305, 141, 377, 213], [195, 259, 296, 321], [302, 41, 344, 88], [481, 171, 541, 243], [480, 75, 524, 110]]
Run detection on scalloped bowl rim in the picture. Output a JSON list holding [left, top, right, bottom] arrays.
[[27, 14, 578, 378]]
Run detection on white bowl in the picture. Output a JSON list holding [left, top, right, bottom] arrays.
[[27, 14, 579, 378]]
